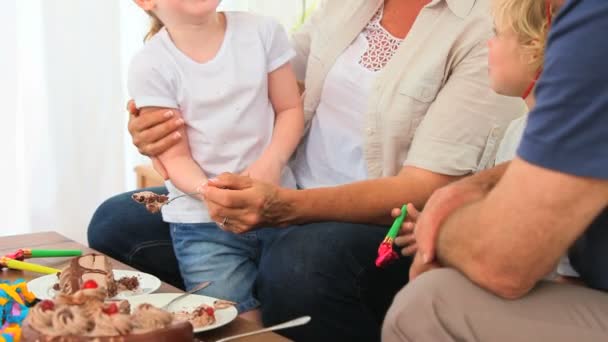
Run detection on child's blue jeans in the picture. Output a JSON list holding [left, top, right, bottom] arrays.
[[169, 222, 278, 313]]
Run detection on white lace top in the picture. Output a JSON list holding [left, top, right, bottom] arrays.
[[293, 6, 404, 187], [359, 6, 403, 72]]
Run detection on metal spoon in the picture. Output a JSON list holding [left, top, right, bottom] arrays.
[[164, 192, 200, 206], [215, 316, 311, 342], [161, 281, 212, 310]]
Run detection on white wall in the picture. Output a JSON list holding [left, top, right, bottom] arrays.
[[0, 1, 128, 243], [0, 1, 25, 236], [249, 0, 306, 29]]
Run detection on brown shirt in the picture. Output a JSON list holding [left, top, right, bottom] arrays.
[[291, 0, 526, 177]]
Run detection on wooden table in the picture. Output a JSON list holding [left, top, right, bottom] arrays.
[[0, 232, 290, 342]]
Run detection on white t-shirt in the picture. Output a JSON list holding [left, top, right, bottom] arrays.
[[495, 115, 527, 164], [128, 12, 296, 223], [293, 32, 374, 188]]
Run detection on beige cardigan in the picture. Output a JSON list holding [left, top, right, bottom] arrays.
[[291, 0, 525, 178]]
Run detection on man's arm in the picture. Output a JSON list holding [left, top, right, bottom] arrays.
[[414, 162, 511, 263], [436, 158, 608, 299]]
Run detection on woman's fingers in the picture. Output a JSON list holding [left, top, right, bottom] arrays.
[[137, 130, 182, 156], [127, 100, 139, 116], [203, 176, 281, 231], [206, 201, 261, 234], [204, 186, 251, 209], [139, 116, 184, 144], [129, 109, 179, 134]]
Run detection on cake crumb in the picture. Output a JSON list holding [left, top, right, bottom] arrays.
[[117, 276, 140, 291]]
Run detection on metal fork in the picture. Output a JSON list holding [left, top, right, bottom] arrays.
[[161, 281, 212, 310], [215, 316, 311, 342]]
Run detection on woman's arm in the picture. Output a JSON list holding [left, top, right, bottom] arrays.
[[202, 166, 460, 233], [283, 166, 459, 225], [140, 107, 207, 196]]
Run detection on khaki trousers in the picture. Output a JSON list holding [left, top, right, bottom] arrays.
[[382, 269, 608, 342]]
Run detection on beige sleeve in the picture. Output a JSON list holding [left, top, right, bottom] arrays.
[[404, 41, 525, 176], [290, 0, 329, 81]]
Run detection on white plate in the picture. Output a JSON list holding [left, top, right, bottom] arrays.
[[27, 270, 162, 300], [127, 293, 238, 333]]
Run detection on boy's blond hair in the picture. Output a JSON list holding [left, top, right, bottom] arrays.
[[492, 0, 556, 70]]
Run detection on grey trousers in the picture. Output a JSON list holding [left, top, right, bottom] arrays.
[[382, 269, 608, 342]]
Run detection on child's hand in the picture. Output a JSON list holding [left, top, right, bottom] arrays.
[[393, 203, 421, 256], [241, 158, 283, 185]]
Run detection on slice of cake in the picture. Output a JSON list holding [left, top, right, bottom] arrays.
[[22, 286, 194, 342], [172, 304, 216, 329], [58, 254, 118, 298], [131, 191, 168, 214]]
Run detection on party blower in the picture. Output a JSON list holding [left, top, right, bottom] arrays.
[[375, 204, 408, 268]]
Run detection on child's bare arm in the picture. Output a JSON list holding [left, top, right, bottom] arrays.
[[267, 62, 304, 165], [140, 107, 208, 195], [243, 62, 304, 184]]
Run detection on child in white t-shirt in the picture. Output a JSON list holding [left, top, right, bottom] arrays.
[[491, 0, 577, 281], [393, 0, 578, 282], [129, 0, 304, 321]]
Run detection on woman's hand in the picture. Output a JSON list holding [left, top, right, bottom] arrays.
[[126, 100, 185, 157], [393, 203, 421, 256], [201, 173, 293, 234]]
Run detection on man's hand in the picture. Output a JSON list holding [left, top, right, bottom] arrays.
[[415, 177, 493, 265], [409, 251, 441, 281], [127, 99, 185, 157], [393, 203, 421, 256]]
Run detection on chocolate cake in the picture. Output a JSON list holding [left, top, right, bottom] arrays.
[[22, 287, 193, 342], [58, 254, 118, 298], [131, 191, 169, 214], [116, 276, 140, 292]]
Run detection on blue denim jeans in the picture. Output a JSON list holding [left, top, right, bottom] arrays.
[[88, 187, 412, 341], [170, 222, 278, 313]]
